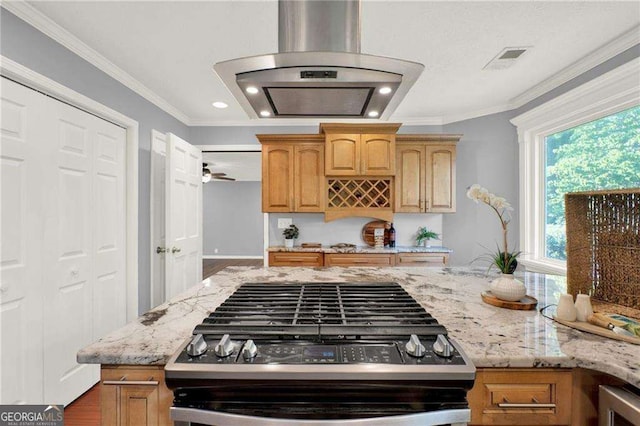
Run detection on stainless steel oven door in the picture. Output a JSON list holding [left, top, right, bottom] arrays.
[[171, 406, 470, 426], [599, 385, 640, 426]]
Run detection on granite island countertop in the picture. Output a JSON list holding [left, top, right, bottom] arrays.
[[78, 267, 640, 387], [267, 245, 453, 253]]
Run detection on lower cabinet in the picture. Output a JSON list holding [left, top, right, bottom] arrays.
[[268, 252, 324, 267], [324, 253, 396, 267], [396, 253, 450, 266], [101, 365, 173, 426], [468, 368, 573, 425]]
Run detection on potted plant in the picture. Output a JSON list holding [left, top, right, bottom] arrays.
[[282, 224, 299, 248], [467, 184, 524, 301], [416, 227, 439, 247]]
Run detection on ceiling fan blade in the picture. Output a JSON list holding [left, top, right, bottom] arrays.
[[211, 172, 227, 176], [214, 176, 236, 181]]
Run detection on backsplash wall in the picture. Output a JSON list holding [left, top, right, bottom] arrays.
[[268, 214, 444, 248]]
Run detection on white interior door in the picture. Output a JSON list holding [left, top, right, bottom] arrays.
[[0, 77, 45, 403], [165, 133, 202, 301], [150, 131, 166, 308]]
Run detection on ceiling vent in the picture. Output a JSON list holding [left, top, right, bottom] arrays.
[[214, 0, 424, 120], [483, 47, 531, 71]]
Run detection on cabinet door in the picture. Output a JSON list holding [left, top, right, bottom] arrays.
[[325, 134, 359, 175], [262, 144, 294, 212], [425, 145, 456, 212], [395, 144, 425, 212], [361, 134, 395, 175], [324, 253, 395, 267], [396, 253, 449, 266], [294, 144, 324, 212], [269, 252, 324, 267]]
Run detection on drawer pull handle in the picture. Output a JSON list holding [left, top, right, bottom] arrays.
[[103, 376, 158, 386], [498, 397, 555, 409]]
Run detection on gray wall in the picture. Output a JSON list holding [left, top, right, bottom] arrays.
[[1, 10, 190, 314], [203, 181, 263, 256]]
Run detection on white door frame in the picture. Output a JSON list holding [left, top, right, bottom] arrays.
[[196, 144, 268, 266], [1, 56, 139, 321]]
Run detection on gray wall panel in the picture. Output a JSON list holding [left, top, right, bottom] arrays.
[[203, 181, 263, 257]]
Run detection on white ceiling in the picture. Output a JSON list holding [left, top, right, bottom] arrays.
[[20, 1, 640, 126]]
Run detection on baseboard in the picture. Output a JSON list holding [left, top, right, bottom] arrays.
[[203, 255, 264, 259]]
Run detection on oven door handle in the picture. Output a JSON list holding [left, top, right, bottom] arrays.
[[171, 407, 470, 426]]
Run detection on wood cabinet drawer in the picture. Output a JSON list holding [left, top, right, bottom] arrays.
[[468, 368, 572, 425], [268, 252, 324, 267], [397, 253, 449, 266], [324, 253, 395, 267]]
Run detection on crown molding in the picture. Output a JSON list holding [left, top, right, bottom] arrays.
[[440, 103, 516, 125], [2, 1, 191, 125], [509, 24, 640, 108]]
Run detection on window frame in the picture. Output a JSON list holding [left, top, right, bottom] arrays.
[[511, 58, 640, 275]]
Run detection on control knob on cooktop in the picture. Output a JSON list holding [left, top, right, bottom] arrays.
[[433, 334, 453, 358], [242, 339, 258, 360], [186, 334, 207, 357], [214, 334, 234, 358], [405, 334, 426, 358]]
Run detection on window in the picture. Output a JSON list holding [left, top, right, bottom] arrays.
[[511, 58, 640, 275], [544, 106, 640, 261]]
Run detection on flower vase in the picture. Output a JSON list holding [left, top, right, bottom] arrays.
[[284, 238, 294, 248], [490, 274, 526, 302]]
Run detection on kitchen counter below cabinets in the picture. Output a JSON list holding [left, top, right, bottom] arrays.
[[267, 245, 452, 267]]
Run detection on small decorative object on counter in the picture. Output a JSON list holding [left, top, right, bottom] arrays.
[[373, 228, 385, 249], [388, 223, 396, 248], [574, 293, 594, 322], [556, 294, 578, 321], [467, 184, 525, 301], [416, 227, 439, 247], [282, 224, 299, 248]]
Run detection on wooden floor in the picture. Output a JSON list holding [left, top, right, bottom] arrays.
[[203, 258, 263, 279], [64, 258, 263, 422], [64, 382, 100, 426]]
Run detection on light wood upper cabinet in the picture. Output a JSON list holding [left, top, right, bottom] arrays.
[[258, 135, 325, 213], [395, 135, 460, 213], [321, 123, 400, 176], [294, 144, 324, 212], [361, 134, 395, 175], [262, 144, 294, 212], [325, 134, 359, 175]]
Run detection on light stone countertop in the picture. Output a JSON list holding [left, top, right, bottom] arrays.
[[267, 245, 453, 253], [77, 267, 640, 388]]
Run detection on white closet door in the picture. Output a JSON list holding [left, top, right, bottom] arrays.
[[92, 118, 126, 340], [165, 133, 202, 301], [0, 78, 45, 403], [40, 90, 126, 404]]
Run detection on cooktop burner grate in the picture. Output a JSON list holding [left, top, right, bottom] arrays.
[[194, 282, 446, 339]]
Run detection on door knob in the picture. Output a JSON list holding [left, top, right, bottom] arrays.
[[156, 246, 168, 254], [171, 247, 182, 254]]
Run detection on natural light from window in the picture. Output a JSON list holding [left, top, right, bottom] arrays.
[[544, 105, 640, 261]]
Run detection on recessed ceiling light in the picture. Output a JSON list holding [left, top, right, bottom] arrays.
[[246, 86, 259, 94], [260, 110, 271, 117], [379, 87, 392, 95], [368, 111, 379, 117], [212, 101, 228, 109]]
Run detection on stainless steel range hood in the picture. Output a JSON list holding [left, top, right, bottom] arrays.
[[214, 0, 424, 120]]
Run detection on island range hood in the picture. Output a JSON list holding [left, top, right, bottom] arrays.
[[213, 0, 424, 120]]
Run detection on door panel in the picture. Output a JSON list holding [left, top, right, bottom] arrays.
[[325, 134, 359, 175], [395, 145, 424, 212], [150, 131, 166, 308], [294, 144, 324, 212], [0, 79, 44, 403], [262, 145, 293, 212], [165, 134, 202, 301], [361, 134, 395, 175], [426, 146, 456, 212], [43, 97, 97, 404]]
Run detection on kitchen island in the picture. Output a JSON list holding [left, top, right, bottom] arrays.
[[80, 266, 640, 425]]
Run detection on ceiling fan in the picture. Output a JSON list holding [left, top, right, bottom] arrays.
[[202, 163, 236, 183]]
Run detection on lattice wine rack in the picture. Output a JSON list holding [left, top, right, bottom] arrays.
[[327, 178, 392, 209]]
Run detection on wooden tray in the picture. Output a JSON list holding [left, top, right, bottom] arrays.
[[481, 291, 538, 310], [361, 220, 389, 247], [553, 316, 640, 345], [301, 243, 322, 248]]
